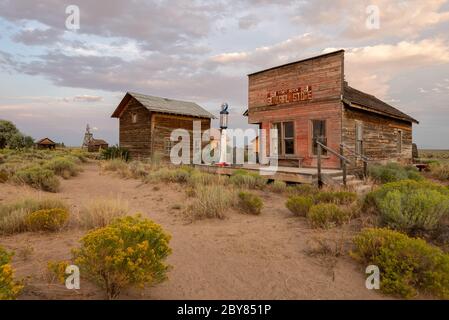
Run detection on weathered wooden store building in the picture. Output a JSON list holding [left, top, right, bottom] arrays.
[[244, 50, 419, 169], [112, 92, 215, 159]]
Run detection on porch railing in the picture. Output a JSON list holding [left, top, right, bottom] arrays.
[[315, 140, 351, 187], [339, 143, 371, 178]]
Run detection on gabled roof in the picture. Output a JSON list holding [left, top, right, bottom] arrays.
[[111, 92, 216, 119], [36, 137, 56, 145], [89, 138, 108, 146], [343, 85, 418, 124], [243, 85, 419, 124]]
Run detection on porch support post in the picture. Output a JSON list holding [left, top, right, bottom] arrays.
[[317, 140, 322, 188]]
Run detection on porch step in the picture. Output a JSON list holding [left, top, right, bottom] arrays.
[[322, 173, 367, 191]]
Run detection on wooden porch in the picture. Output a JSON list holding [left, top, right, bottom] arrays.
[[193, 164, 343, 184]]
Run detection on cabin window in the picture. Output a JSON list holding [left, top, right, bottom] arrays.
[[312, 120, 327, 155], [271, 121, 295, 156], [397, 130, 402, 153], [164, 138, 175, 156], [355, 122, 363, 155], [131, 112, 138, 123]]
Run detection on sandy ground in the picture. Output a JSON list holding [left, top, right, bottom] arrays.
[[0, 163, 385, 300]]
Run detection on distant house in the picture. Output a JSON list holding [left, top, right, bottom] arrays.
[[88, 138, 109, 152], [111, 92, 215, 159], [35, 137, 56, 150]]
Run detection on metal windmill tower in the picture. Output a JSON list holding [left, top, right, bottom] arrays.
[[82, 124, 93, 148]]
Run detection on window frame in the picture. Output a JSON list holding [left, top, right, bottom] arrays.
[[311, 119, 327, 156], [397, 129, 402, 154], [355, 121, 363, 155], [164, 137, 175, 156], [271, 121, 295, 157], [131, 112, 138, 124]]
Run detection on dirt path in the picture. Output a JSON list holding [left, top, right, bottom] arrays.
[[0, 163, 385, 300]]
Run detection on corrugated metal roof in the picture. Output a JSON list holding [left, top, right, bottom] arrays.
[[128, 92, 216, 119]]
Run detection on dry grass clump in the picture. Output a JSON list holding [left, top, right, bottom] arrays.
[[268, 180, 287, 193], [187, 185, 236, 220], [75, 198, 129, 229], [237, 191, 263, 215], [12, 166, 60, 192], [0, 196, 69, 234], [429, 162, 449, 181], [229, 170, 268, 189]]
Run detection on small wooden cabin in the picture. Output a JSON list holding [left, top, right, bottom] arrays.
[[35, 138, 56, 150], [111, 92, 215, 159], [244, 50, 418, 169], [87, 139, 109, 152]]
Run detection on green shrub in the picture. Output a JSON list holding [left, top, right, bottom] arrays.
[[44, 156, 79, 179], [351, 228, 449, 299], [188, 185, 235, 220], [368, 163, 423, 183], [237, 191, 263, 215], [72, 215, 172, 299], [0, 246, 23, 300], [285, 195, 314, 217], [377, 189, 449, 233], [25, 208, 69, 232], [101, 145, 130, 161], [0, 197, 69, 234], [269, 180, 287, 193], [314, 191, 357, 205], [307, 204, 349, 229], [12, 166, 60, 192], [365, 180, 449, 233]]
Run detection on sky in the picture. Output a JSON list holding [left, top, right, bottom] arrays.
[[0, 0, 448, 148]]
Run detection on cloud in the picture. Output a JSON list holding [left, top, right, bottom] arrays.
[[342, 38, 449, 97], [210, 33, 324, 68], [292, 0, 449, 40], [238, 14, 260, 30], [12, 27, 63, 45], [73, 95, 103, 102], [0, 0, 223, 53]]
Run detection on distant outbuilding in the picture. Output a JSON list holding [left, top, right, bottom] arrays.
[[88, 138, 109, 152], [35, 137, 56, 150]]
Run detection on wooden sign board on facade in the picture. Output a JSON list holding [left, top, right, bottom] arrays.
[[267, 86, 312, 106]]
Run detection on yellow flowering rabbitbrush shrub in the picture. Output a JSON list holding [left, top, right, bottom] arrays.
[[47, 260, 70, 284], [351, 228, 449, 299], [0, 246, 23, 300], [25, 208, 69, 232], [73, 215, 172, 299]]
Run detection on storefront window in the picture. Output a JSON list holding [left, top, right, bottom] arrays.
[[283, 122, 294, 155], [272, 121, 295, 156]]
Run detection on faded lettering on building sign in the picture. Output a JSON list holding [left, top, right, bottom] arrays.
[[267, 86, 312, 106]]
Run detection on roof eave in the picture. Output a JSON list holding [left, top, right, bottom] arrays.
[[343, 100, 419, 124]]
